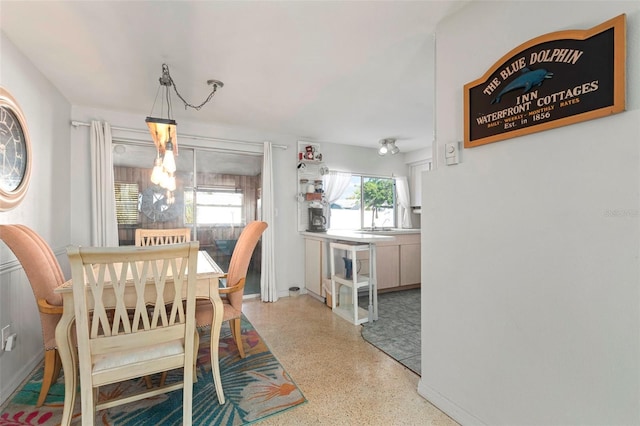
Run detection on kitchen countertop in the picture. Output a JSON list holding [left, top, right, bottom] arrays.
[[300, 230, 396, 243], [356, 228, 421, 235]]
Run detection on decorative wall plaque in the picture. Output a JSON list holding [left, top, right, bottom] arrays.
[[464, 14, 626, 148]]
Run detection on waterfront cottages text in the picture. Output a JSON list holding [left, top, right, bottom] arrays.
[[476, 80, 599, 126]]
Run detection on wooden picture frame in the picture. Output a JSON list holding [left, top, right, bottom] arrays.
[[464, 14, 626, 148]]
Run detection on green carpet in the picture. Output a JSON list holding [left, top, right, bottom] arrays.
[[360, 289, 421, 375], [0, 316, 306, 425]]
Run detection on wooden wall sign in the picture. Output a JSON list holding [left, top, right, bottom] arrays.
[[464, 14, 625, 148]]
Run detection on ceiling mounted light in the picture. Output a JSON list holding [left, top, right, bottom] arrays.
[[378, 140, 388, 156], [378, 138, 400, 156], [146, 63, 223, 201]]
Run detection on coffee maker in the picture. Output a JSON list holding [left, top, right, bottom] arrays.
[[307, 207, 327, 232]]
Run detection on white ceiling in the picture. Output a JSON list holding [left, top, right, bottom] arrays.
[[1, 1, 464, 154]]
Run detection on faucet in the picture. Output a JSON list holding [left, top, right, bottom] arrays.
[[371, 205, 378, 230]]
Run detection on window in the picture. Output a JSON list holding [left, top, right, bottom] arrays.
[[114, 182, 139, 225], [329, 176, 396, 230], [185, 188, 244, 225]]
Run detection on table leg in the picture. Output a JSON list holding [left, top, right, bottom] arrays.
[[208, 296, 225, 404], [55, 310, 77, 426]]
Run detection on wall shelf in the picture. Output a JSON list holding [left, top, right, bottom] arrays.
[[297, 141, 325, 231]]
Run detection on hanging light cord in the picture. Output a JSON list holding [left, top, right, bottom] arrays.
[[163, 63, 223, 111]]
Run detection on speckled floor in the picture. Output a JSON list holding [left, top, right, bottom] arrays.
[[242, 295, 457, 425]]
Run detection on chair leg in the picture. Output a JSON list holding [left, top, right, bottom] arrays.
[[37, 349, 61, 407], [230, 318, 245, 358], [92, 387, 99, 424], [144, 376, 153, 389], [159, 372, 168, 387], [52, 350, 62, 384], [193, 329, 199, 383]]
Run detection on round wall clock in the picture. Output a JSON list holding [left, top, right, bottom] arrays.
[[0, 87, 32, 211], [139, 186, 179, 222]]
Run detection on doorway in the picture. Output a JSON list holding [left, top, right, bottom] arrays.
[[112, 142, 263, 295]]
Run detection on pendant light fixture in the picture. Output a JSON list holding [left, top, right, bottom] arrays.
[[378, 138, 400, 156], [146, 63, 223, 202]]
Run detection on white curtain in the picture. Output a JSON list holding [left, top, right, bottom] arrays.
[[90, 121, 119, 247], [322, 171, 352, 226], [260, 141, 278, 302], [395, 176, 413, 229]]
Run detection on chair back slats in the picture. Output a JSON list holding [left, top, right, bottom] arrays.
[[135, 228, 191, 247], [72, 245, 194, 341]]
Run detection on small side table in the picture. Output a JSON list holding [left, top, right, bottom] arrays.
[[330, 241, 378, 325]]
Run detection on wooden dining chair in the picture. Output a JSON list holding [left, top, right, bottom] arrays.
[[135, 228, 191, 246], [67, 242, 199, 426], [195, 221, 267, 358], [0, 224, 65, 407]]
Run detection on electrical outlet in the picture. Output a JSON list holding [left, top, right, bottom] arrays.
[[1, 325, 10, 351]]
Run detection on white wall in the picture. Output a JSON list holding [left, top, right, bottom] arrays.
[[0, 33, 72, 403], [420, 2, 640, 425]]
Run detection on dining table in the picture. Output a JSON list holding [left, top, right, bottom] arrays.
[[54, 250, 226, 426]]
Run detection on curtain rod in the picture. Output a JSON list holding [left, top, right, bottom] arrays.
[[328, 169, 398, 179], [70, 120, 288, 150]]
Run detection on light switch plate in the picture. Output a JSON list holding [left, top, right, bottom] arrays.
[[1, 325, 10, 351], [5, 333, 16, 351], [445, 142, 460, 165]]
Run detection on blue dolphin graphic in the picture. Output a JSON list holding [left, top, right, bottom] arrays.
[[491, 68, 553, 104]]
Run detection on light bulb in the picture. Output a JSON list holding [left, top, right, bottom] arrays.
[[378, 143, 388, 156], [150, 157, 164, 185], [390, 143, 400, 155], [160, 171, 171, 189], [162, 141, 176, 173], [166, 175, 176, 192]]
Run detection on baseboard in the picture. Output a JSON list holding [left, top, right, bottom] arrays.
[[243, 293, 261, 300], [0, 350, 42, 407], [302, 288, 324, 302], [417, 378, 487, 426]]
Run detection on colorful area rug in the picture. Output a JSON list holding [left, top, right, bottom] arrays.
[[0, 316, 306, 425]]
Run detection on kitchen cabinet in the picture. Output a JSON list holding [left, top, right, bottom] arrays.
[[302, 231, 420, 300], [377, 234, 421, 289], [400, 243, 421, 286], [345, 233, 420, 291], [376, 245, 400, 289], [304, 237, 326, 298]]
